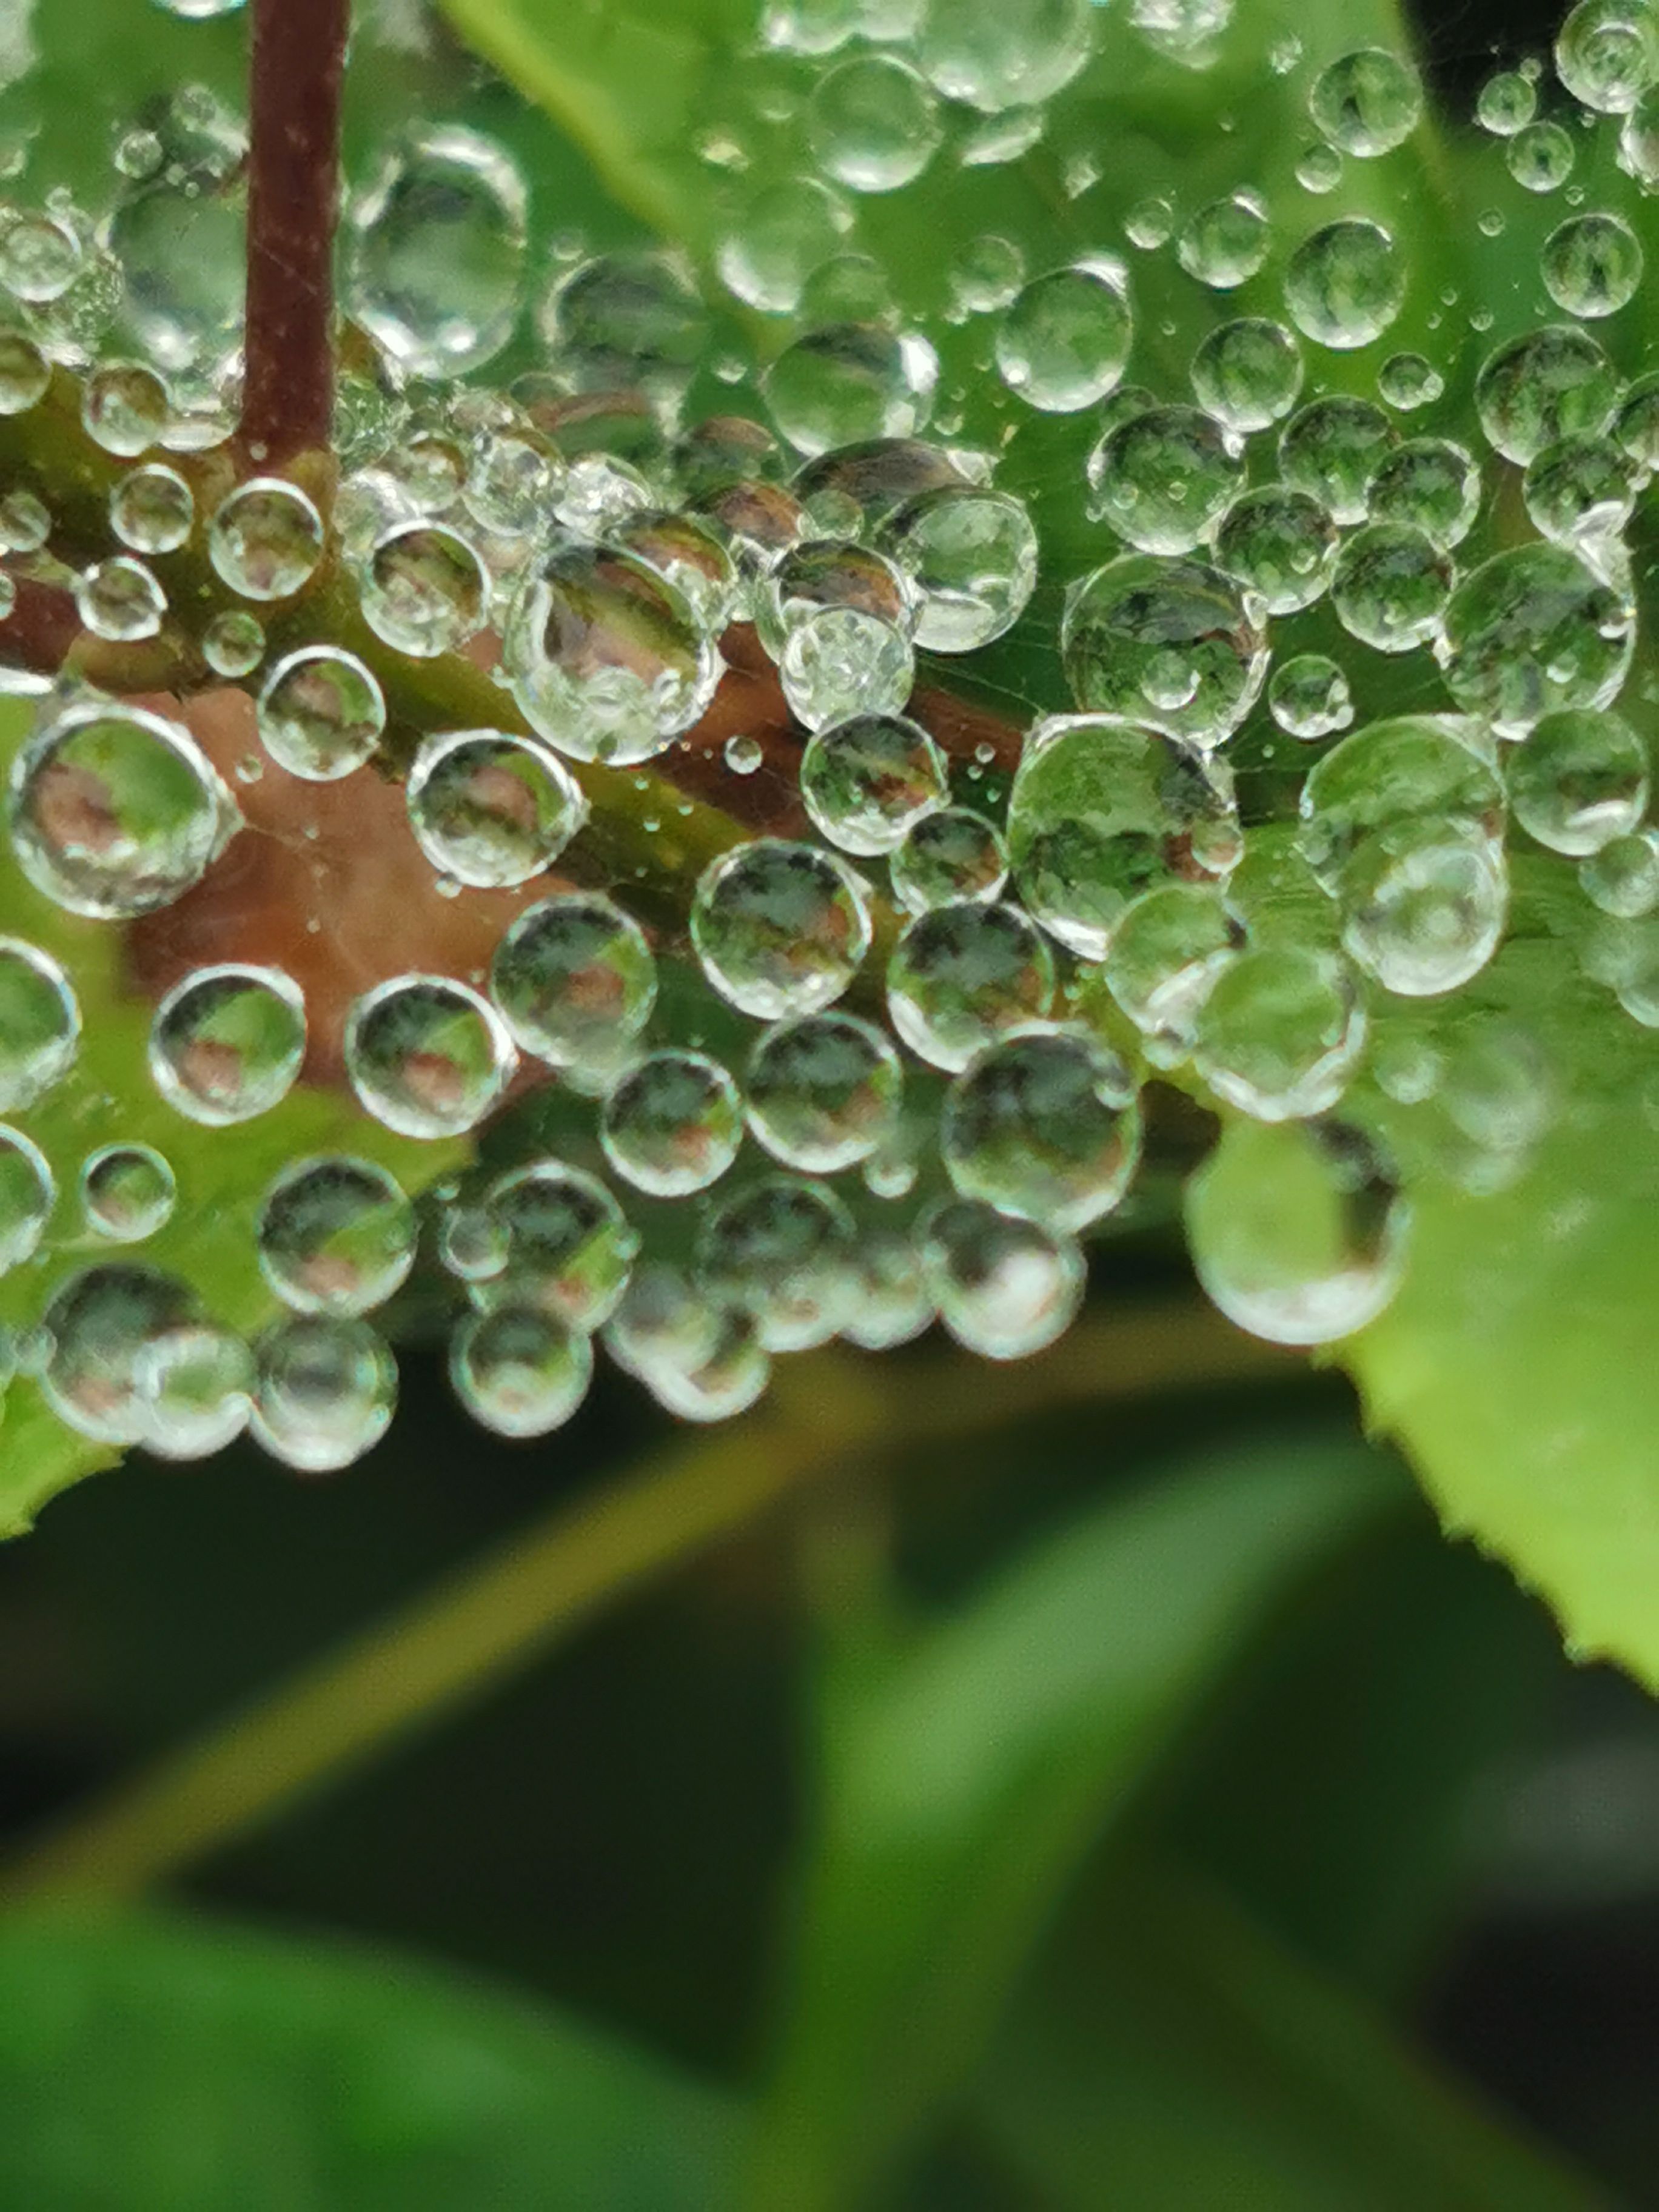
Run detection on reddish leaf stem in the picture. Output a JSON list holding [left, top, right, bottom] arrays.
[[241, 0, 350, 466]]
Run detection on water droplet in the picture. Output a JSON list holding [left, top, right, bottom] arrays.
[[766, 321, 937, 452], [358, 520, 487, 658], [0, 489, 46, 552], [0, 332, 48, 415], [489, 892, 657, 1075], [0, 1125, 52, 1273], [1524, 432, 1636, 543], [150, 963, 306, 1124], [1308, 48, 1422, 156], [451, 1305, 593, 1438], [1104, 880, 1239, 1062], [1214, 485, 1338, 614], [0, 937, 78, 1109], [1332, 523, 1451, 654], [257, 646, 386, 782], [949, 232, 1026, 313], [81, 1144, 176, 1244], [600, 1048, 743, 1195], [1476, 68, 1537, 134], [809, 54, 942, 190], [257, 1155, 416, 1315], [344, 974, 516, 1138], [1061, 557, 1267, 748], [504, 540, 720, 766], [1476, 324, 1618, 463], [1187, 1118, 1409, 1344], [110, 462, 193, 554], [209, 478, 324, 601], [745, 1010, 901, 1170], [1377, 350, 1443, 411], [613, 509, 736, 634], [345, 127, 527, 380], [1088, 403, 1244, 556], [692, 839, 871, 1017], [202, 608, 264, 677], [1284, 217, 1404, 350], [75, 555, 166, 642], [798, 711, 947, 855], [725, 732, 765, 776], [1507, 119, 1577, 192], [9, 700, 235, 918], [252, 1314, 397, 1473], [717, 177, 851, 315], [886, 899, 1054, 1069], [1300, 714, 1509, 995], [1365, 435, 1481, 549], [1440, 542, 1634, 736], [1506, 707, 1647, 854], [481, 1161, 637, 1327], [1556, 0, 1658, 113], [921, 1196, 1084, 1359], [1194, 944, 1364, 1119], [891, 805, 1008, 912], [695, 1175, 856, 1350], [406, 728, 586, 887], [0, 210, 82, 303], [916, 0, 1093, 112], [39, 1264, 202, 1441], [1279, 395, 1396, 523], [996, 260, 1131, 412], [1189, 317, 1304, 434], [1582, 826, 1659, 914], [942, 1030, 1139, 1229], [876, 486, 1037, 651], [1269, 652, 1353, 739], [1542, 212, 1644, 318]]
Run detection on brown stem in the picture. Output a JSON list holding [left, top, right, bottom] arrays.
[[0, 577, 79, 682], [241, 0, 350, 467]]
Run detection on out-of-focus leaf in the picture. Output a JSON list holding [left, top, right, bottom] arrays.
[[1161, 1515, 1560, 2000], [974, 1862, 1609, 2212], [746, 1436, 1396, 2212], [0, 1909, 737, 2211]]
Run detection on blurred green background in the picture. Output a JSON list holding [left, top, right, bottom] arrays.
[[3, 0, 1659, 2205]]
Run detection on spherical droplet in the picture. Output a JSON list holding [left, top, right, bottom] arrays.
[[110, 463, 194, 554], [9, 701, 235, 918], [745, 1011, 901, 1171], [1308, 49, 1422, 156], [75, 556, 166, 642], [0, 937, 79, 1110], [996, 261, 1132, 412], [344, 974, 515, 1139], [1088, 403, 1244, 557], [1556, 0, 1659, 113], [600, 1048, 743, 1196], [1008, 711, 1241, 959], [891, 805, 1008, 913], [1269, 653, 1354, 739], [504, 540, 720, 766], [1193, 945, 1364, 1120], [1104, 880, 1240, 1063], [1176, 192, 1270, 289], [1187, 1118, 1408, 1344], [1190, 317, 1304, 434], [150, 963, 306, 1124], [344, 127, 528, 380], [1475, 326, 1618, 464], [1279, 395, 1396, 523], [257, 647, 386, 782], [942, 1030, 1139, 1230], [1542, 212, 1644, 318], [80, 1144, 176, 1244], [920, 1196, 1084, 1359], [799, 711, 948, 857], [1284, 218, 1404, 350], [1506, 708, 1648, 855], [1440, 542, 1634, 737], [809, 54, 942, 190], [209, 478, 324, 602], [252, 1315, 397, 1473], [915, 0, 1093, 113], [691, 839, 871, 1019], [359, 521, 488, 659], [1214, 486, 1338, 615], [0, 1124, 53, 1273], [481, 1161, 638, 1329], [1365, 436, 1481, 551], [406, 729, 586, 888], [886, 899, 1054, 1070], [451, 1305, 593, 1439], [1331, 523, 1452, 654], [1061, 557, 1267, 749], [489, 893, 656, 1075], [695, 1175, 856, 1351]]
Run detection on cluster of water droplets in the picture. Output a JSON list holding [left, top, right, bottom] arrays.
[[1, 3, 1658, 1466]]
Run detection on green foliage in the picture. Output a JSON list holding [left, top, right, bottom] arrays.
[[749, 1438, 1393, 2207], [0, 1911, 736, 2210]]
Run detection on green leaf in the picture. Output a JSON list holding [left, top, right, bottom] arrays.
[[0, 1908, 737, 2211], [974, 1862, 1609, 2212], [1339, 875, 1659, 1689], [747, 1436, 1396, 2211]]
